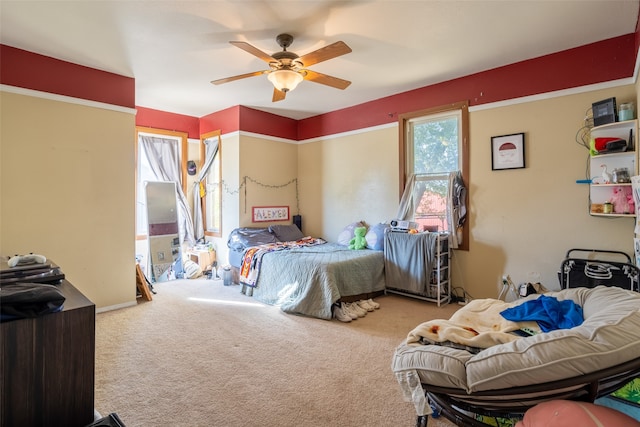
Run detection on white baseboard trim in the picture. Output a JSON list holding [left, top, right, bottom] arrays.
[[96, 300, 137, 313]]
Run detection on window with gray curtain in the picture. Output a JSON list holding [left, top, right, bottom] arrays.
[[138, 134, 195, 246]]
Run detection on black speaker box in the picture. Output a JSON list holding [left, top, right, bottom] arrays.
[[592, 97, 617, 126], [293, 215, 302, 233]]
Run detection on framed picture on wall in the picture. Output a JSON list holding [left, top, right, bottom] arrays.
[[252, 206, 290, 222], [491, 133, 525, 170]]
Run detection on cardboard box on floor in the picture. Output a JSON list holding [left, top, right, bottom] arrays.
[[188, 249, 215, 271]]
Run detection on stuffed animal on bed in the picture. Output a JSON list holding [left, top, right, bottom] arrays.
[[349, 226, 368, 250]]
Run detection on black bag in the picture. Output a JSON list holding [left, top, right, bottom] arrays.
[[0, 283, 65, 321]]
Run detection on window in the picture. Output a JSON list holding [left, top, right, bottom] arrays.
[[399, 101, 469, 249], [135, 127, 188, 239], [200, 131, 222, 237]]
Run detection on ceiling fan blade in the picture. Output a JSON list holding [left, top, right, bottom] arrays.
[[298, 41, 352, 67], [230, 41, 275, 63], [211, 71, 266, 85], [272, 88, 286, 102], [303, 70, 351, 90]]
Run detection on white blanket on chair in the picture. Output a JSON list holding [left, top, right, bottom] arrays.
[[407, 298, 541, 349]]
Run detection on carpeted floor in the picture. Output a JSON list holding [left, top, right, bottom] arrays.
[[95, 279, 458, 427]]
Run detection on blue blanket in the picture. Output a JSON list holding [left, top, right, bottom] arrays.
[[500, 295, 583, 332]]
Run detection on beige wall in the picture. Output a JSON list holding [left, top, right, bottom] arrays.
[[207, 133, 298, 266], [460, 86, 636, 298], [238, 135, 299, 226], [212, 131, 240, 265], [298, 85, 637, 299], [4, 82, 635, 309], [1, 91, 136, 308], [298, 125, 399, 241]]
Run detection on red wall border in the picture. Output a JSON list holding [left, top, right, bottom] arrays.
[[1, 45, 135, 109], [3, 31, 638, 141]]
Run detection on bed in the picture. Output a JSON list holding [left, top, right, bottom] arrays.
[[227, 224, 386, 319], [391, 285, 640, 426]]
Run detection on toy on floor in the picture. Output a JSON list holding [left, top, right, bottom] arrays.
[[349, 226, 368, 250]]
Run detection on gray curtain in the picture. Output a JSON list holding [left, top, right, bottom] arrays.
[[139, 135, 195, 246], [193, 136, 219, 241]]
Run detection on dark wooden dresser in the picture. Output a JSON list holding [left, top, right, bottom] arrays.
[[1, 280, 95, 427]]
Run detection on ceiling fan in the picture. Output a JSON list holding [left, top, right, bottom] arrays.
[[211, 33, 352, 102]]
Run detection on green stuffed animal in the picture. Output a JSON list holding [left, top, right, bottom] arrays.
[[349, 226, 368, 250]]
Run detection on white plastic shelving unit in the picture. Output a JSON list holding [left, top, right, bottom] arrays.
[[589, 119, 638, 217], [384, 231, 451, 306]]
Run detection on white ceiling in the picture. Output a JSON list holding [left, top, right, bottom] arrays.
[[1, 1, 638, 120]]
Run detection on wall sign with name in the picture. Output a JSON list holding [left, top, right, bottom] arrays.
[[252, 206, 290, 222]]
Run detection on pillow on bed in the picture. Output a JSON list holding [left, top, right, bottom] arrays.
[[228, 228, 278, 250], [269, 224, 304, 242], [337, 221, 366, 246], [365, 222, 389, 251]]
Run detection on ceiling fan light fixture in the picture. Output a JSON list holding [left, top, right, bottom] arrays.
[[268, 69, 304, 92]]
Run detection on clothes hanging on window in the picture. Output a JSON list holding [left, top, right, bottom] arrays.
[[447, 171, 467, 248]]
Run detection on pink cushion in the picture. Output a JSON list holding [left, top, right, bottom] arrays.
[[516, 400, 640, 427]]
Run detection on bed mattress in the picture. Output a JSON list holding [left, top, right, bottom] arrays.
[[251, 242, 385, 320]]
